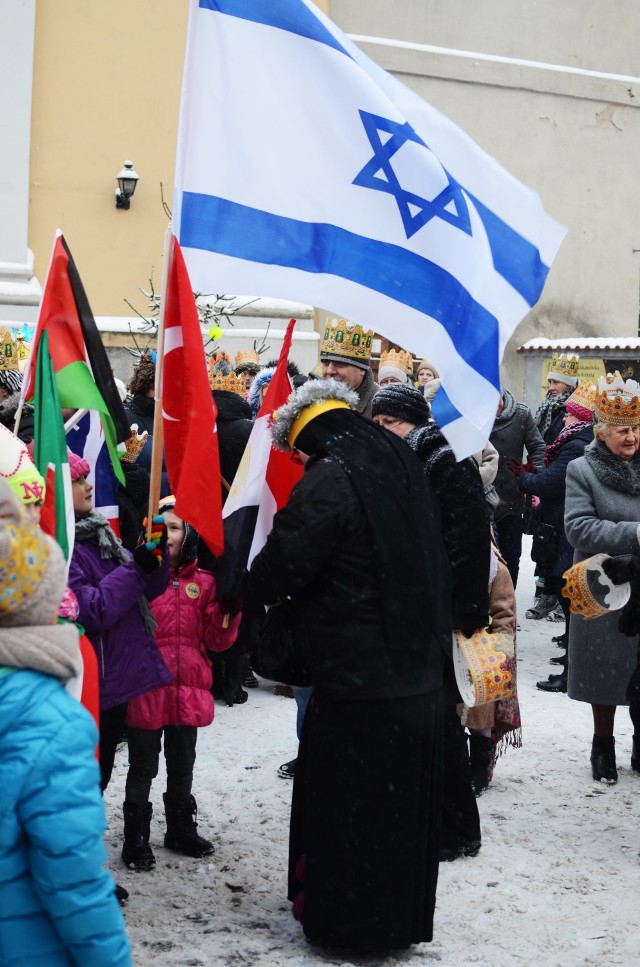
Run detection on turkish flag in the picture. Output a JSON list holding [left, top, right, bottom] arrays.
[[162, 236, 223, 556]]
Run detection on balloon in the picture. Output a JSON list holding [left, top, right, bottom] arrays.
[[209, 325, 223, 341]]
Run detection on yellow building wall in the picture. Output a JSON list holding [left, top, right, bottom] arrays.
[[29, 1, 188, 316]]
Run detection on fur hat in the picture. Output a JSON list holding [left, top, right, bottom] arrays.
[[416, 359, 439, 380], [0, 479, 67, 627], [371, 383, 430, 427], [68, 450, 91, 482], [270, 379, 357, 451]]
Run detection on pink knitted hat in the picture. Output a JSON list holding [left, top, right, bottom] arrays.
[[67, 450, 91, 482]]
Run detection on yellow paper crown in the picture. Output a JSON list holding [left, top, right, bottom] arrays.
[[379, 348, 413, 374], [549, 352, 580, 379], [594, 372, 640, 426], [0, 328, 19, 371], [320, 318, 374, 365], [120, 424, 149, 464], [452, 629, 513, 707], [562, 553, 631, 620], [235, 348, 260, 369], [209, 368, 247, 395], [567, 380, 597, 413]]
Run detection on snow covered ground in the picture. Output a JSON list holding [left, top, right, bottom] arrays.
[[105, 538, 640, 967]]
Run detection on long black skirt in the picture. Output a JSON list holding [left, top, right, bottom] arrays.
[[288, 689, 443, 951]]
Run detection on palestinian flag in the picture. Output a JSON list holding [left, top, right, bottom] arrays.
[[22, 232, 130, 484], [33, 330, 74, 564], [216, 318, 303, 600]]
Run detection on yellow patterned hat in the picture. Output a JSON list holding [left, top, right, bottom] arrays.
[[0, 479, 66, 625], [452, 628, 514, 707], [320, 318, 374, 371], [565, 381, 597, 422], [562, 553, 631, 620], [593, 372, 640, 427]]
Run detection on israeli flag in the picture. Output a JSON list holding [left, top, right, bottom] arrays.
[[174, 0, 565, 458]]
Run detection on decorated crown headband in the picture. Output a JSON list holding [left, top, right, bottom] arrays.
[[0, 328, 20, 371], [320, 318, 374, 363], [379, 347, 413, 374], [567, 380, 597, 413], [452, 628, 513, 708], [210, 370, 247, 395], [593, 372, 640, 426], [549, 352, 580, 377], [120, 424, 148, 464], [235, 348, 260, 368], [562, 553, 631, 620]]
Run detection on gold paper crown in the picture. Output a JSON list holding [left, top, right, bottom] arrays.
[[549, 352, 580, 378], [567, 380, 597, 413], [562, 553, 631, 620], [235, 348, 260, 369], [209, 368, 247, 395], [320, 318, 374, 364], [453, 629, 513, 707], [594, 372, 640, 426], [0, 328, 19, 371], [379, 348, 413, 374], [120, 424, 148, 464]]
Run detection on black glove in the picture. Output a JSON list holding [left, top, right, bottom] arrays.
[[219, 598, 242, 617], [602, 554, 637, 586], [618, 595, 640, 637], [133, 516, 167, 574]]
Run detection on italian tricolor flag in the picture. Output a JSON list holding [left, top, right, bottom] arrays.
[[22, 231, 131, 484]]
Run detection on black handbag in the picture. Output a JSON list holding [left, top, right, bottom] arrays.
[[530, 522, 559, 568], [250, 601, 312, 688]]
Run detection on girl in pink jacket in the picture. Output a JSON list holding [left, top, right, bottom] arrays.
[[122, 496, 240, 870]]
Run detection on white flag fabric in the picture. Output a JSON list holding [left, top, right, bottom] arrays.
[[174, 0, 566, 457]]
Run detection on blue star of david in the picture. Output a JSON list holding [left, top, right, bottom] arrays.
[[353, 111, 472, 240]]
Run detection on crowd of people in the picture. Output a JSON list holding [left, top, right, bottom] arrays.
[[2, 320, 640, 959]]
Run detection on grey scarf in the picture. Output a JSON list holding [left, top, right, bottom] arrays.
[[0, 623, 81, 682], [75, 511, 157, 635], [584, 439, 640, 495]]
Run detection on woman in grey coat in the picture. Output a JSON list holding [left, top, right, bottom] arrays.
[[564, 375, 640, 783]]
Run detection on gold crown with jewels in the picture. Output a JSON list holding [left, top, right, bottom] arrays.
[[562, 553, 631, 620], [120, 424, 149, 464], [379, 347, 413, 374], [0, 329, 19, 371], [549, 352, 580, 379], [209, 363, 247, 396], [320, 318, 374, 365], [594, 372, 640, 426]]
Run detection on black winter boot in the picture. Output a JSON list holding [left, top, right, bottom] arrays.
[[163, 794, 214, 858], [122, 801, 155, 871], [590, 735, 618, 784], [469, 735, 494, 796]]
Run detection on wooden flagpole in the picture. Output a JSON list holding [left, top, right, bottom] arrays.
[[146, 226, 174, 541]]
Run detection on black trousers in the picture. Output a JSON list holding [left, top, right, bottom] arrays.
[[441, 658, 481, 850], [100, 703, 128, 792], [125, 725, 198, 805]]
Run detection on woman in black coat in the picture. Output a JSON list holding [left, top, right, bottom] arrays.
[[248, 379, 450, 952]]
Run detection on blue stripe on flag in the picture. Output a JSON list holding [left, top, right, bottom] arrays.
[[180, 191, 500, 388], [468, 193, 550, 306], [430, 385, 463, 428], [198, 0, 350, 57]]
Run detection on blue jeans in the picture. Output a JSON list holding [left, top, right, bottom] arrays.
[[294, 686, 313, 741]]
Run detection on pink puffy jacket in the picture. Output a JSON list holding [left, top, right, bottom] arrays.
[[126, 560, 240, 729]]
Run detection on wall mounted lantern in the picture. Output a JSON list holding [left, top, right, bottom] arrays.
[[115, 160, 139, 210]]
